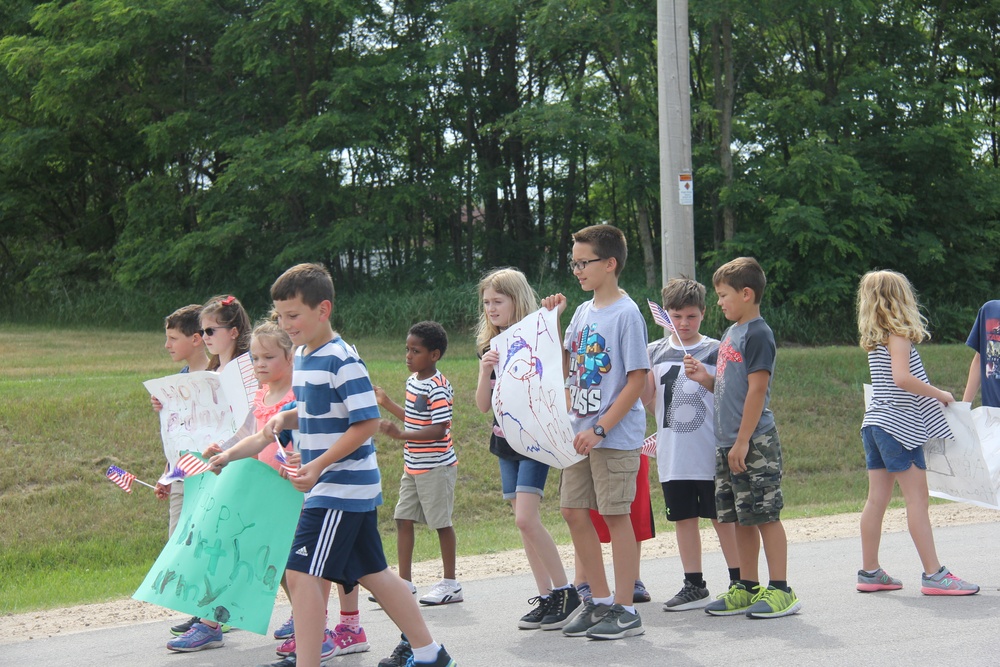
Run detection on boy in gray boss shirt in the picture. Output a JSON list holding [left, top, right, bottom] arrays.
[[542, 224, 650, 640], [684, 257, 801, 619]]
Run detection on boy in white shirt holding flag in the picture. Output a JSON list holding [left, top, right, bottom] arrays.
[[644, 279, 739, 611]]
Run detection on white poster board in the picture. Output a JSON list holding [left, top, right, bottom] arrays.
[[864, 385, 1000, 509], [491, 307, 585, 469], [145, 352, 259, 476], [926, 403, 1000, 509]]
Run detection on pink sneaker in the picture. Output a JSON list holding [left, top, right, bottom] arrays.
[[275, 634, 295, 657], [329, 624, 370, 656], [277, 629, 339, 658]]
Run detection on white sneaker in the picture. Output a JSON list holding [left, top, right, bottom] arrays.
[[419, 579, 464, 605], [368, 579, 417, 603]]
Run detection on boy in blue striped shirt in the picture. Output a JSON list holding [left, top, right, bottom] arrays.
[[266, 263, 456, 667]]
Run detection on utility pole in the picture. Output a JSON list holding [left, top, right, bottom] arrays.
[[657, 0, 696, 282]]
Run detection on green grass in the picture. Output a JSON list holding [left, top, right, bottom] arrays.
[[0, 326, 977, 613]]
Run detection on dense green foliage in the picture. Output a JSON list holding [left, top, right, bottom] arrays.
[[1, 1, 998, 339]]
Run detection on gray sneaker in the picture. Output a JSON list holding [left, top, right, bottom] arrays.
[[920, 566, 979, 596], [561, 600, 612, 637], [857, 568, 902, 592], [585, 604, 644, 640], [663, 579, 710, 611]]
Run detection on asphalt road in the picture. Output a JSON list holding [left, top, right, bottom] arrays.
[[6, 521, 1000, 667]]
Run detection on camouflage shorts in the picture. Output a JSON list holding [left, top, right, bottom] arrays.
[[715, 428, 784, 526]]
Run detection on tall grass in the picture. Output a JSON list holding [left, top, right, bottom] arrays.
[[0, 325, 979, 613]]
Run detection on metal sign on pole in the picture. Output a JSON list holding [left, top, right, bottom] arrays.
[[657, 0, 696, 283]]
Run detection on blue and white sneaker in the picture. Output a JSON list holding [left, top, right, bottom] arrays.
[[404, 645, 456, 666], [166, 622, 224, 652], [274, 615, 295, 640]]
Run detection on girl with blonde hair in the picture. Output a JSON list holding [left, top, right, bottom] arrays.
[[475, 268, 580, 629], [855, 270, 978, 596]]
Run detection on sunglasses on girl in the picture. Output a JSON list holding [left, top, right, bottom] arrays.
[[201, 326, 234, 337]]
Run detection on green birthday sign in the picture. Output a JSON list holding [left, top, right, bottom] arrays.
[[133, 458, 303, 634]]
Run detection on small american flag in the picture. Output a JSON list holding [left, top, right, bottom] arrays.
[[647, 299, 674, 331], [273, 436, 288, 464], [176, 452, 212, 477], [106, 465, 136, 493], [273, 437, 298, 478], [162, 465, 186, 482], [647, 298, 687, 354], [640, 434, 657, 458]]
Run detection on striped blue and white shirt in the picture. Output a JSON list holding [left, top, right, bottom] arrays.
[[862, 343, 953, 450], [294, 336, 382, 511]]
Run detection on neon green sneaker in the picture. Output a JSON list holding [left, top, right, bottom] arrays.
[[745, 585, 802, 618], [704, 582, 755, 616]]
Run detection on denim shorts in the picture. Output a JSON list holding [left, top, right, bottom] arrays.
[[498, 456, 551, 500], [862, 425, 926, 473]]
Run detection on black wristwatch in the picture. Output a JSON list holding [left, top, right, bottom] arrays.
[[593, 425, 607, 438]]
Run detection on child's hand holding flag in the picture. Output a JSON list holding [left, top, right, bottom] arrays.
[[273, 436, 298, 479]]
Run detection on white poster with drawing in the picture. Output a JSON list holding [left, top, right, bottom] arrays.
[[145, 352, 259, 474], [926, 403, 1000, 509], [865, 386, 1000, 509], [491, 307, 585, 469]]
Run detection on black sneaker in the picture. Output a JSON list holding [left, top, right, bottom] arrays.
[[518, 595, 552, 629], [378, 635, 413, 667], [258, 656, 296, 667], [663, 579, 710, 611], [540, 586, 582, 630], [169, 616, 200, 636]]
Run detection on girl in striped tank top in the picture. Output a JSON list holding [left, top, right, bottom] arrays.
[[855, 270, 979, 596]]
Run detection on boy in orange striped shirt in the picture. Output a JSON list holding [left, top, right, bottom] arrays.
[[375, 321, 462, 607]]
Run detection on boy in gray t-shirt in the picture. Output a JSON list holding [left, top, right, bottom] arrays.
[[541, 224, 649, 640], [684, 257, 801, 620]]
